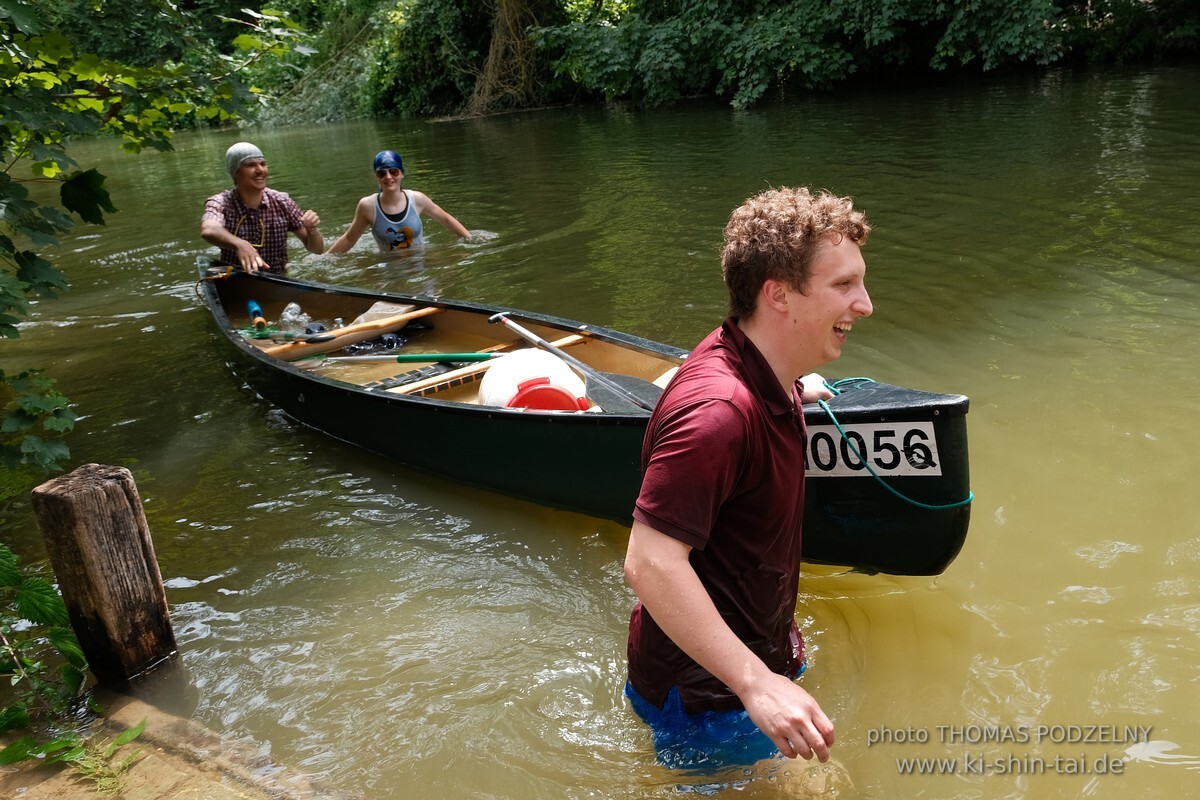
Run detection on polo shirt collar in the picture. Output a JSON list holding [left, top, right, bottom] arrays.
[[231, 187, 269, 212], [721, 317, 798, 416]]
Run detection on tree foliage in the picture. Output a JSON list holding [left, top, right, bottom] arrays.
[[0, 0, 311, 477], [250, 0, 1197, 122], [529, 0, 1199, 109], [368, 0, 493, 118], [36, 0, 254, 67], [462, 0, 569, 116], [1059, 0, 1200, 64], [532, 0, 1065, 109]]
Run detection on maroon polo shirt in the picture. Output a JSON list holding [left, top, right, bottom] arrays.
[[629, 317, 808, 713]]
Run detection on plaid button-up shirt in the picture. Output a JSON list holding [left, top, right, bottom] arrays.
[[203, 187, 305, 273]]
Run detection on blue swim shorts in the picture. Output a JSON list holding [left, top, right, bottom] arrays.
[[625, 663, 806, 773]]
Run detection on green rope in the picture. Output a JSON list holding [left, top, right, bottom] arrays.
[[815, 377, 974, 511]]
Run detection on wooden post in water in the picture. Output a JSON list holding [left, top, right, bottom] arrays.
[[30, 463, 177, 688]]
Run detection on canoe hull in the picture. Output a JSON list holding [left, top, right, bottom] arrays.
[[197, 265, 972, 575], [226, 347, 653, 521], [801, 381, 971, 575]]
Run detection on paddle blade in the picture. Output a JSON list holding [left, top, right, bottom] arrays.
[[583, 373, 662, 414], [265, 331, 337, 344], [603, 373, 664, 407]]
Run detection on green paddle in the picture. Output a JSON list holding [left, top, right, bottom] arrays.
[[305, 352, 501, 364]]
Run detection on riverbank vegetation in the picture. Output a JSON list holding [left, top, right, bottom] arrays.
[[251, 0, 1199, 120], [1, 0, 313, 485]]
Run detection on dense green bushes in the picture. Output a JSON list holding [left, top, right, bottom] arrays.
[[531, 0, 1200, 110], [1059, 0, 1200, 64], [258, 0, 1198, 120], [8, 1, 1200, 124], [368, 0, 492, 118]]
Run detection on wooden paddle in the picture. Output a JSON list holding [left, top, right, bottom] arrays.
[[487, 313, 660, 413], [262, 306, 445, 360]]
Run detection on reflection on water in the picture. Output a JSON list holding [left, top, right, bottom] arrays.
[[2, 65, 1199, 798]]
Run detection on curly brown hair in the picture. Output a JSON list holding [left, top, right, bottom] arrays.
[[721, 187, 871, 319]]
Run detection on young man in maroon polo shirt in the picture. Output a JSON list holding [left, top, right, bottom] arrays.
[[624, 186, 873, 771]]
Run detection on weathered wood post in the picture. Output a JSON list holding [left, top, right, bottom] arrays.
[[30, 463, 177, 688]]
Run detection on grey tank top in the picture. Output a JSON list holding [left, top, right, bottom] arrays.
[[371, 190, 423, 250]]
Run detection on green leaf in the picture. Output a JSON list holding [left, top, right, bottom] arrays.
[[34, 438, 70, 470], [35, 29, 73, 63], [0, 703, 32, 735], [43, 408, 78, 433], [38, 205, 76, 233], [0, 0, 42, 35], [59, 169, 116, 225], [15, 577, 70, 627], [232, 33, 265, 52], [59, 662, 86, 694], [0, 735, 39, 765], [25, 70, 62, 89], [2, 410, 37, 433], [15, 251, 69, 295], [18, 392, 65, 415], [68, 52, 105, 82], [112, 718, 146, 748], [0, 544, 21, 588], [39, 737, 85, 764], [48, 627, 86, 669]]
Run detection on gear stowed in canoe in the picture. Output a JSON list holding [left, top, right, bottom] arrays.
[[195, 260, 973, 575]]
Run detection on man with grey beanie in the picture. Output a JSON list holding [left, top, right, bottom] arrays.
[[201, 142, 324, 274]]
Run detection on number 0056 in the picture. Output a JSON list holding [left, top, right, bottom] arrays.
[[805, 422, 942, 478]]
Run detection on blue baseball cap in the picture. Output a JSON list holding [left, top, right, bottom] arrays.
[[373, 150, 404, 172]]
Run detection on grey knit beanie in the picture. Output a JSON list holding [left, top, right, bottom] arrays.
[[226, 142, 265, 180]]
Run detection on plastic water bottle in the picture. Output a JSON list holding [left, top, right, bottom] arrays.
[[279, 302, 311, 332]]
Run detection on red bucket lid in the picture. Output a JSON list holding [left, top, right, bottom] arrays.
[[507, 377, 589, 411]]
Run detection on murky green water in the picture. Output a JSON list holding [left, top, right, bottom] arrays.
[[3, 65, 1199, 798]]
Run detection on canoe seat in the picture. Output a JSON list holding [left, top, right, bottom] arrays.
[[653, 367, 679, 389]]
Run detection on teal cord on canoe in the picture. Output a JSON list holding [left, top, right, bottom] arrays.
[[817, 377, 975, 512]]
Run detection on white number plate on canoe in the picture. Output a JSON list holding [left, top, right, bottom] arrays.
[[806, 422, 942, 477]]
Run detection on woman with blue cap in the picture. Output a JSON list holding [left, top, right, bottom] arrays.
[[326, 150, 470, 253]]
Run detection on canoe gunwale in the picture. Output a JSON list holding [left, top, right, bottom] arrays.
[[199, 266, 688, 423]]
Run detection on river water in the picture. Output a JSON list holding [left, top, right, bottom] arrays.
[[3, 65, 1199, 799]]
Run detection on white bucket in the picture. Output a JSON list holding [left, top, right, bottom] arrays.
[[479, 349, 589, 411]]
